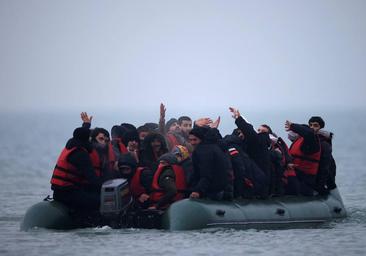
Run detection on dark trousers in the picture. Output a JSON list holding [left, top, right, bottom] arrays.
[[53, 188, 100, 211]]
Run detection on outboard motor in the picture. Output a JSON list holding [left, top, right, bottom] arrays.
[[100, 178, 132, 228]]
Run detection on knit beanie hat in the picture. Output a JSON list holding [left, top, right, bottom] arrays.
[[144, 122, 159, 131], [189, 126, 209, 141], [73, 127, 90, 142], [91, 127, 110, 141], [158, 153, 178, 165], [111, 125, 126, 139], [122, 130, 140, 146], [308, 116, 325, 128], [171, 145, 190, 161], [165, 118, 178, 131]]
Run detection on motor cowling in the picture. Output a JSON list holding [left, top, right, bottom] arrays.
[[100, 178, 132, 219]]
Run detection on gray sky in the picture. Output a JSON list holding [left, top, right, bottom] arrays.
[[1, 0, 365, 113]]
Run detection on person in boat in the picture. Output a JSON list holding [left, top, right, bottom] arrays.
[[80, 112, 117, 178], [285, 120, 322, 196], [308, 116, 336, 194], [50, 127, 103, 211], [148, 153, 187, 210], [139, 132, 169, 171], [178, 116, 194, 152], [158, 103, 190, 151], [137, 125, 150, 143], [121, 127, 141, 164], [257, 124, 301, 196], [171, 145, 194, 187], [229, 107, 271, 197], [118, 153, 153, 208], [188, 125, 231, 200], [110, 125, 128, 163]]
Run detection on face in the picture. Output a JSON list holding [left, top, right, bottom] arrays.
[[168, 122, 181, 132], [180, 120, 192, 134], [95, 133, 109, 145], [151, 138, 162, 152], [139, 131, 149, 141], [257, 125, 269, 134], [237, 130, 245, 140], [188, 134, 201, 149], [309, 122, 321, 132], [127, 140, 139, 151]]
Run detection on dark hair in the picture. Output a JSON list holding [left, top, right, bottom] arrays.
[[137, 125, 150, 134], [308, 116, 325, 129], [260, 124, 273, 134], [178, 116, 192, 125], [143, 122, 159, 131], [140, 132, 168, 169], [90, 127, 110, 142], [120, 123, 137, 132], [111, 125, 126, 139]]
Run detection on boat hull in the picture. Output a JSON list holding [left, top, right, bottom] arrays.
[[21, 189, 346, 231]]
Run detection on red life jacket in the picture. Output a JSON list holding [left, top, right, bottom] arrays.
[[89, 149, 102, 177], [289, 137, 321, 176], [130, 167, 148, 198], [51, 147, 89, 187], [150, 163, 187, 207], [108, 140, 129, 170], [166, 133, 180, 150]]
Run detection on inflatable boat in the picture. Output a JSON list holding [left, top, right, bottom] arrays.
[[21, 179, 347, 231]]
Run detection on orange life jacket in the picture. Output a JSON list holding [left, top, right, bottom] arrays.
[[130, 167, 149, 198], [150, 163, 187, 207], [108, 140, 129, 170], [51, 147, 89, 187], [89, 149, 102, 177], [289, 137, 321, 176]]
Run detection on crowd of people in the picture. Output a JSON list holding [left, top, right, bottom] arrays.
[[50, 104, 337, 212]]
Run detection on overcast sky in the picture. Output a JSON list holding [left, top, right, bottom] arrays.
[[1, 0, 365, 114]]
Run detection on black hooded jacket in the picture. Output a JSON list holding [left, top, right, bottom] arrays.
[[190, 128, 230, 196], [235, 116, 272, 178]]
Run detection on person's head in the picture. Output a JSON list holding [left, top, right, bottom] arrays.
[[257, 124, 273, 134], [166, 118, 180, 133], [73, 127, 90, 143], [308, 116, 325, 133], [123, 130, 140, 151], [143, 132, 168, 155], [137, 125, 150, 142], [232, 128, 245, 140], [91, 128, 110, 146], [120, 123, 137, 132], [118, 153, 137, 179], [111, 125, 126, 140], [143, 122, 159, 131], [189, 126, 208, 149], [171, 145, 190, 163], [178, 116, 192, 135], [158, 153, 178, 165]]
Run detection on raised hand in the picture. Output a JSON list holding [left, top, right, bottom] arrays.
[[160, 103, 166, 119], [80, 112, 93, 124], [229, 107, 240, 119], [195, 118, 213, 127], [285, 120, 292, 131], [210, 116, 221, 129]]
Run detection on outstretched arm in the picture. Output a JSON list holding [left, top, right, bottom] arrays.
[[158, 103, 166, 134], [81, 112, 92, 129]]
